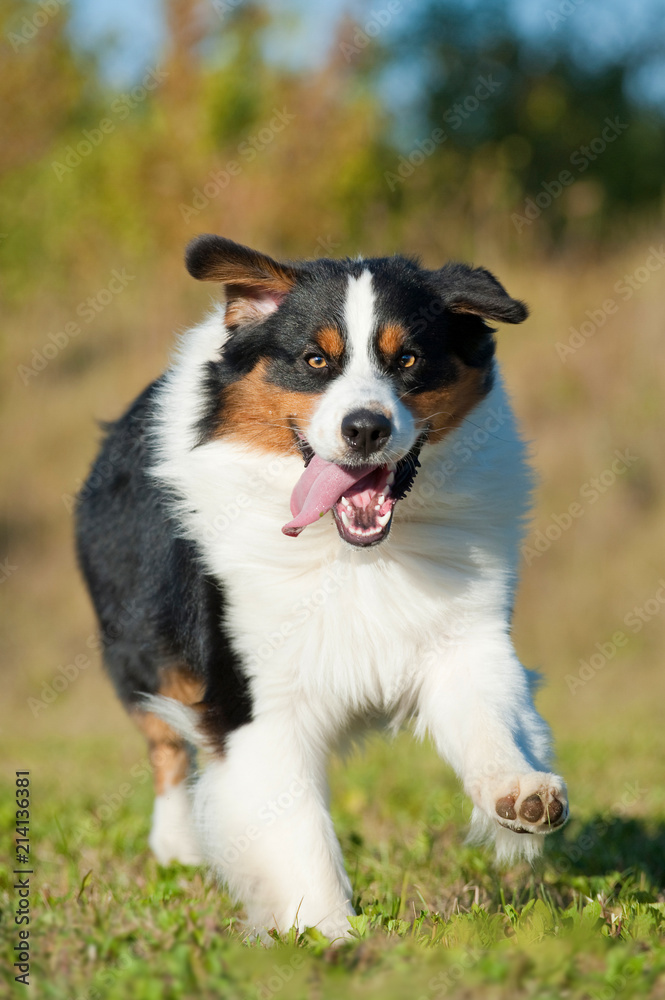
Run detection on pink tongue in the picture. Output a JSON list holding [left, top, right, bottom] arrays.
[[282, 455, 377, 537]]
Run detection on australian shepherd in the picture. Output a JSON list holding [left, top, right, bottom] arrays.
[[75, 235, 568, 940]]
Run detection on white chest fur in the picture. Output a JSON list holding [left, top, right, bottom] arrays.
[[152, 314, 531, 733]]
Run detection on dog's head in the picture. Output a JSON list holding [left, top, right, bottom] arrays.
[[186, 235, 528, 547]]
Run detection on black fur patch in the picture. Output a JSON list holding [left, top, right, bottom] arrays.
[[75, 382, 252, 750]]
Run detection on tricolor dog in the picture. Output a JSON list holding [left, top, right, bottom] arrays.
[[76, 236, 568, 940]]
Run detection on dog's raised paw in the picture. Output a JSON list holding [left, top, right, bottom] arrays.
[[493, 774, 568, 835]]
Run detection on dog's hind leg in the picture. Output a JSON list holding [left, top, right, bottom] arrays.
[[132, 665, 205, 866]]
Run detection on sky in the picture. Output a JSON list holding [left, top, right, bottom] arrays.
[[65, 0, 665, 111]]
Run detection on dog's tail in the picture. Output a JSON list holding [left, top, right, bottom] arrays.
[[141, 694, 204, 748]]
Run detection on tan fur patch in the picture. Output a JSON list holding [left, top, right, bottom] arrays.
[[132, 666, 204, 795], [377, 323, 407, 359], [405, 365, 488, 444], [207, 256, 297, 291], [316, 325, 345, 360], [160, 666, 205, 706], [134, 718, 189, 795], [448, 302, 477, 315], [214, 359, 320, 453]]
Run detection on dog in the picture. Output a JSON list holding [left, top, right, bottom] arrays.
[[75, 235, 568, 940]]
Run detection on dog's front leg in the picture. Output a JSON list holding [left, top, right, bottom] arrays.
[[192, 714, 355, 941], [416, 627, 568, 861]]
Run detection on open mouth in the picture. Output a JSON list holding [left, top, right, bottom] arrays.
[[332, 465, 395, 546], [282, 433, 424, 548]]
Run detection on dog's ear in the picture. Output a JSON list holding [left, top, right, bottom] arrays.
[[185, 235, 300, 327], [430, 262, 528, 325]]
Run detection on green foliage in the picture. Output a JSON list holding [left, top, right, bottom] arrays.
[[389, 0, 665, 241], [4, 0, 664, 314]]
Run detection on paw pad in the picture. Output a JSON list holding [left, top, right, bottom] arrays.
[[492, 776, 568, 835], [520, 793, 544, 823], [544, 796, 564, 826], [495, 796, 517, 821]]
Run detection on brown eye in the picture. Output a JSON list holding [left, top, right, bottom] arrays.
[[399, 353, 416, 369], [306, 355, 328, 369]]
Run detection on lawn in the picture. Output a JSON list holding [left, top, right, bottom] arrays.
[[2, 721, 665, 999]]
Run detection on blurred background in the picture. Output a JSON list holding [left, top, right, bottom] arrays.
[[2, 0, 665, 778]]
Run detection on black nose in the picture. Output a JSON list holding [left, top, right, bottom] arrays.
[[341, 409, 392, 458]]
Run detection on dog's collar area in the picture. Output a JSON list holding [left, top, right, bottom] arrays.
[[389, 432, 426, 502]]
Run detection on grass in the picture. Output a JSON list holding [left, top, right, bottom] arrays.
[[2, 728, 665, 999]]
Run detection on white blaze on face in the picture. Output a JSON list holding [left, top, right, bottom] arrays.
[[344, 268, 376, 379], [306, 269, 417, 463]]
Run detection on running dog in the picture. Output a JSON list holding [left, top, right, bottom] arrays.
[[75, 235, 568, 940]]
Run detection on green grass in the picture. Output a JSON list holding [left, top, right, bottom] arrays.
[[2, 731, 664, 999]]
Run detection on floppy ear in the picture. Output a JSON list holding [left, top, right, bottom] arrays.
[[185, 234, 300, 327], [431, 262, 528, 324]]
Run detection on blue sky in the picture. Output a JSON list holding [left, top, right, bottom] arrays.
[[67, 0, 351, 84], [66, 0, 665, 111]]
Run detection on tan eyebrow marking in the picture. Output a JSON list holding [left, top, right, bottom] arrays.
[[377, 323, 407, 358], [315, 325, 345, 359]]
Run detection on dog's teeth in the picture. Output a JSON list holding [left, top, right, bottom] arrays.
[[374, 504, 381, 511], [377, 494, 385, 505], [377, 511, 391, 527], [341, 511, 350, 528]]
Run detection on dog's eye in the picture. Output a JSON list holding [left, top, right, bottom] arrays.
[[306, 355, 328, 369], [399, 353, 417, 369]]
